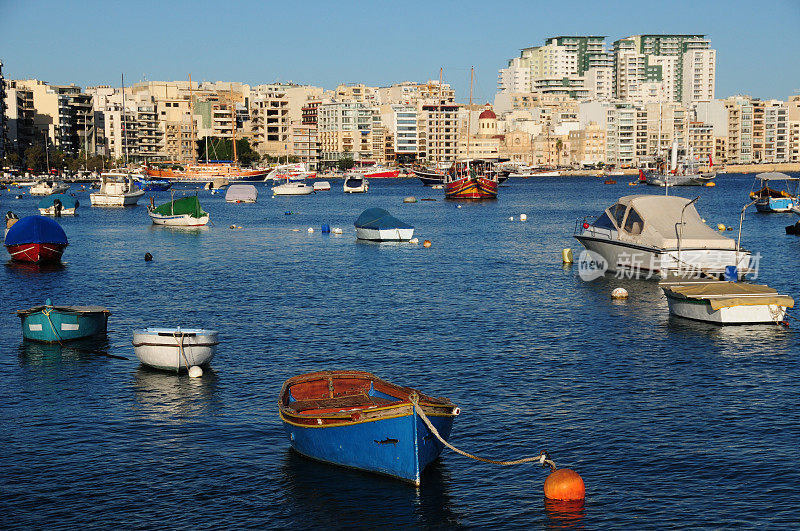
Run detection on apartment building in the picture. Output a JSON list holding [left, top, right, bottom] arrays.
[[250, 91, 289, 156], [498, 36, 612, 100], [568, 121, 606, 167], [0, 60, 6, 161], [605, 103, 636, 167], [10, 79, 95, 157], [613, 34, 714, 103], [3, 80, 36, 155], [763, 101, 788, 162], [788, 96, 800, 162], [420, 103, 460, 164], [335, 83, 377, 103], [318, 101, 373, 164], [289, 124, 318, 169]]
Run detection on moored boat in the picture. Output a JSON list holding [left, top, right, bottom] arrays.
[[225, 184, 258, 203], [343, 173, 369, 193], [146, 163, 269, 183], [312, 181, 331, 191], [660, 281, 794, 324], [749, 172, 799, 213], [278, 370, 459, 486], [575, 195, 752, 280], [444, 159, 498, 200], [90, 170, 145, 206], [38, 194, 79, 216], [354, 207, 414, 241], [132, 327, 218, 372], [4, 215, 68, 263], [148, 194, 209, 226], [272, 180, 315, 196], [18, 299, 110, 342], [134, 176, 172, 192], [30, 180, 70, 196]]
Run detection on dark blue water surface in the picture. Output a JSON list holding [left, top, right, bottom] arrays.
[[1, 174, 799, 529]]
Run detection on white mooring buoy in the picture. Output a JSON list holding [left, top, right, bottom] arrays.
[[611, 287, 629, 299], [188, 366, 203, 378]]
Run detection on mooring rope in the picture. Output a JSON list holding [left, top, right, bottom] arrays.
[[409, 393, 556, 470], [173, 331, 191, 373], [42, 307, 64, 346]]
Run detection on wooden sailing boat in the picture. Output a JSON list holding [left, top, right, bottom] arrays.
[[146, 75, 268, 183], [443, 67, 498, 199]]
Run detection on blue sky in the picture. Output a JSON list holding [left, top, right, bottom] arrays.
[[2, 0, 799, 103]]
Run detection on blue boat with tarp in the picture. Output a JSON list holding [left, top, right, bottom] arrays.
[[134, 176, 172, 192], [279, 370, 459, 486], [38, 194, 79, 216], [17, 298, 110, 343], [354, 207, 415, 241]]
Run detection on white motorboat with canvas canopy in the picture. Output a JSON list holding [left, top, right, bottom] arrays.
[[660, 281, 793, 324], [575, 194, 752, 279]]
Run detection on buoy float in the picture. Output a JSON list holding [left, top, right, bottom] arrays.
[[230, 224, 236, 229], [705, 181, 716, 187], [562, 248, 573, 264], [544, 469, 585, 501], [332, 227, 343, 234], [403, 196, 417, 203], [144, 252, 153, 262], [307, 227, 314, 233], [188, 366, 203, 378], [509, 216, 514, 221], [717, 223, 726, 231], [409, 237, 419, 244], [457, 205, 462, 209], [611, 287, 629, 299], [520, 214, 527, 221], [423, 240, 432, 248], [321, 224, 331, 233], [284, 211, 292, 215]]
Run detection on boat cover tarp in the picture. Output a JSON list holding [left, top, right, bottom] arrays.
[[354, 208, 413, 230], [225, 184, 258, 202], [17, 304, 110, 317], [4, 215, 68, 246], [754, 172, 799, 181], [151, 196, 207, 218], [612, 195, 736, 250], [661, 282, 795, 310], [37, 194, 78, 209]]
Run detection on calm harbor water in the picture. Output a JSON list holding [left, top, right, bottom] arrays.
[[1, 174, 799, 529]]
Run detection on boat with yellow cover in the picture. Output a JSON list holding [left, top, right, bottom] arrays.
[[278, 370, 459, 486], [660, 281, 794, 324]]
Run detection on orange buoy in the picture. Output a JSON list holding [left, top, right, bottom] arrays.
[[544, 468, 585, 501], [423, 240, 432, 248]]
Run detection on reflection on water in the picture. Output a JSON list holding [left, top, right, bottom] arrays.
[[147, 225, 210, 235], [131, 365, 220, 420], [5, 260, 67, 274], [280, 449, 460, 528], [18, 337, 113, 368], [544, 498, 586, 529]]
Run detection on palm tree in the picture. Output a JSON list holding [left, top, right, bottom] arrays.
[[555, 139, 563, 167]]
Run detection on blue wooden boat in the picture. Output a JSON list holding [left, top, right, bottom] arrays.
[[17, 298, 110, 343], [279, 371, 459, 486], [134, 176, 172, 192], [750, 172, 799, 212]]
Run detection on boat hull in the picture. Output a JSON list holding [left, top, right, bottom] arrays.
[[20, 310, 109, 343], [755, 197, 796, 213], [365, 169, 400, 179], [646, 173, 715, 186], [412, 169, 446, 186], [132, 329, 218, 371], [149, 213, 210, 226], [355, 226, 415, 241], [90, 190, 145, 206], [665, 295, 788, 324], [575, 233, 751, 279], [272, 183, 315, 196], [38, 207, 77, 216], [281, 408, 453, 485], [147, 166, 268, 183], [445, 177, 497, 199], [5, 243, 66, 263]]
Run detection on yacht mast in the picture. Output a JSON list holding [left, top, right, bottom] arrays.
[[466, 66, 473, 162]]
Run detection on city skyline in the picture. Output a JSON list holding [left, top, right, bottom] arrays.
[[2, 0, 799, 102]]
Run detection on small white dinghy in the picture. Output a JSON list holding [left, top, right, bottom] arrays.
[[132, 327, 219, 372], [660, 281, 794, 325]]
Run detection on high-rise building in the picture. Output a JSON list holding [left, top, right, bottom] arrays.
[[612, 34, 714, 104], [0, 60, 7, 161]]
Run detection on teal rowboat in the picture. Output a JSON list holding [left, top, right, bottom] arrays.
[[17, 299, 110, 343]]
